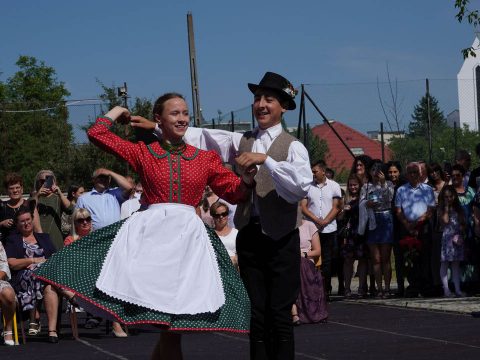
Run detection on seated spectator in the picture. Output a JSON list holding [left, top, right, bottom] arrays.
[[64, 208, 92, 247], [0, 172, 41, 245], [0, 241, 16, 346], [292, 218, 327, 325], [5, 207, 61, 343], [61, 184, 85, 237], [33, 170, 73, 250], [211, 202, 238, 269]]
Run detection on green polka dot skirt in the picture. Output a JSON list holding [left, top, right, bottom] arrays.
[[35, 220, 250, 333]]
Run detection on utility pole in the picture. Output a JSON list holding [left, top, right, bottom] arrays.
[[187, 12, 202, 127]]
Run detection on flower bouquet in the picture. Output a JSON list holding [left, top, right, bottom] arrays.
[[399, 235, 422, 270]]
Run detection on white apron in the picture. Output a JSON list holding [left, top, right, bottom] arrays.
[[96, 203, 225, 314]]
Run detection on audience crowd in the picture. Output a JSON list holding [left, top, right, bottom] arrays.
[[1, 146, 480, 347]]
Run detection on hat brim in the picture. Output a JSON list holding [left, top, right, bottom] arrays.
[[248, 83, 296, 110]]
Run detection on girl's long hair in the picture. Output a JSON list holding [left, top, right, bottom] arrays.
[[438, 185, 466, 230]]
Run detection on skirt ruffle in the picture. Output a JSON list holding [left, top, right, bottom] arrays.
[[35, 219, 250, 333]]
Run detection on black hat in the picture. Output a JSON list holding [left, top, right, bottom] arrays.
[[248, 72, 297, 110]]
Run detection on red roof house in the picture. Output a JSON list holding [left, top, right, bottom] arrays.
[[311, 120, 392, 173]]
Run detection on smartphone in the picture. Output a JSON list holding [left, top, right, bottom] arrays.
[[44, 175, 54, 189]]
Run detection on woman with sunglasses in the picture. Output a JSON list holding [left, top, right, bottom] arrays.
[[64, 208, 92, 246], [210, 202, 238, 269]]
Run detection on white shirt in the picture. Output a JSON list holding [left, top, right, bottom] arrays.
[[120, 197, 141, 220], [305, 178, 342, 234], [157, 123, 312, 204], [218, 228, 238, 257]]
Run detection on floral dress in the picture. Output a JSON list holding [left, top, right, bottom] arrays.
[[441, 211, 464, 262], [0, 242, 13, 293], [11, 240, 45, 311]]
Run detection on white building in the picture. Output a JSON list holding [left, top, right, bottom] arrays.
[[458, 34, 480, 131]]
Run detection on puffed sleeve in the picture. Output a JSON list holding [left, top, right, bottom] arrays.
[[206, 151, 250, 205]]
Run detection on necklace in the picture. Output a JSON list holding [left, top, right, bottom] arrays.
[[160, 140, 186, 154]]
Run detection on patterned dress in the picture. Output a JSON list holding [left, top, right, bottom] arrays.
[[35, 117, 251, 333], [0, 242, 13, 293], [441, 211, 465, 262]]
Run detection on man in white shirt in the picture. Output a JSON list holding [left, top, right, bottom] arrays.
[[301, 160, 342, 296]]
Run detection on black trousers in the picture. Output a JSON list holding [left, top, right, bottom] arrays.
[[237, 222, 300, 360]]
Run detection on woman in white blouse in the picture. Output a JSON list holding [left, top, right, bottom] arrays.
[[211, 202, 238, 270]]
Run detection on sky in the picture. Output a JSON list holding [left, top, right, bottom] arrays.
[[1, 0, 476, 137]]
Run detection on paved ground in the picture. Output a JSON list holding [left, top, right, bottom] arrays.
[[2, 294, 480, 359]]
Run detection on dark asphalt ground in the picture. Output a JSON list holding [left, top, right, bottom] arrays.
[[2, 299, 480, 359]]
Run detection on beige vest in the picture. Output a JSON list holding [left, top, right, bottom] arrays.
[[234, 130, 303, 240]]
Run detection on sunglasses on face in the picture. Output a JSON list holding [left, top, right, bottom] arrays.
[[75, 217, 92, 224], [213, 211, 229, 219]]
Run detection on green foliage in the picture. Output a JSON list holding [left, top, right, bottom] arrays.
[[70, 83, 155, 187], [390, 92, 480, 168], [0, 56, 73, 191], [294, 124, 329, 164], [408, 94, 447, 138], [455, 0, 479, 58]]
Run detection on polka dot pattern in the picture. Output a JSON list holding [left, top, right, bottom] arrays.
[[87, 118, 249, 207], [35, 220, 250, 332]]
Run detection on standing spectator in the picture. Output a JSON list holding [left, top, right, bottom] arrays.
[[1, 173, 41, 245], [61, 184, 85, 238], [455, 149, 472, 189], [437, 185, 466, 297], [386, 161, 407, 296], [292, 218, 327, 325], [418, 161, 429, 183], [339, 173, 368, 298], [443, 162, 453, 185], [395, 162, 435, 297], [211, 202, 238, 269], [350, 155, 375, 294], [451, 164, 476, 288], [427, 163, 447, 292], [350, 155, 372, 186], [468, 144, 480, 192], [75, 167, 132, 336], [33, 170, 73, 250], [76, 168, 132, 231], [301, 160, 342, 297], [360, 160, 395, 298]]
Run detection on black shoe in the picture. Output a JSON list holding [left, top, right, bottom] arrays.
[[48, 330, 59, 344]]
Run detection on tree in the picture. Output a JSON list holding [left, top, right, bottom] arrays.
[[407, 94, 447, 138], [455, 0, 479, 58], [294, 124, 329, 165], [0, 56, 73, 190], [69, 82, 155, 187]]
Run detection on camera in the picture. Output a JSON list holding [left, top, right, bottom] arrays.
[[44, 175, 54, 189], [370, 163, 384, 175]]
